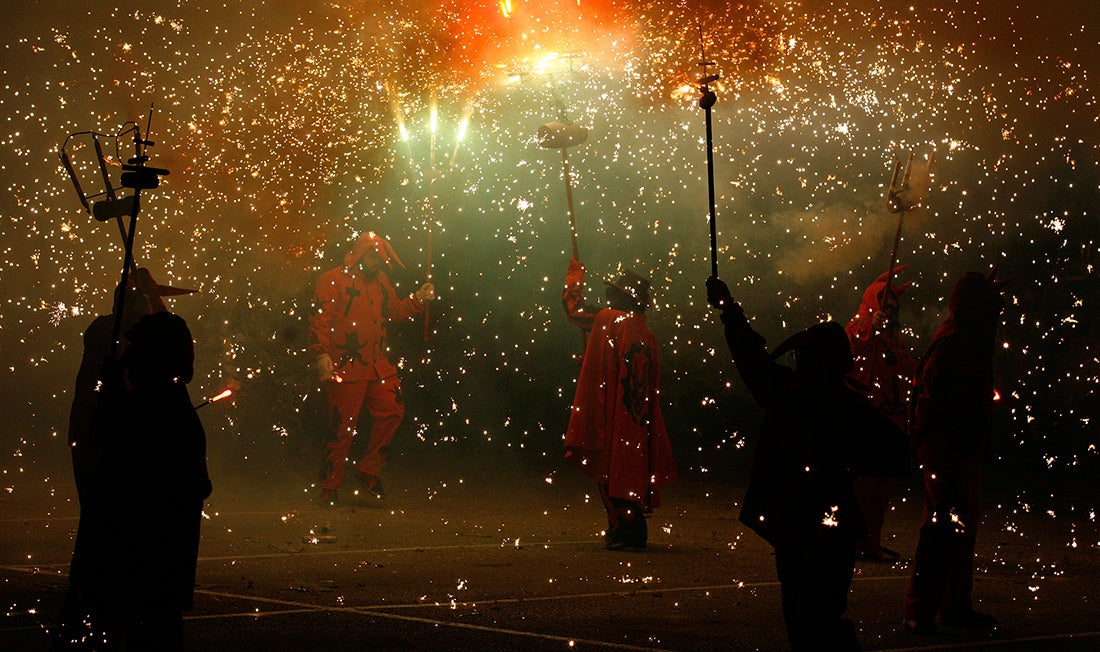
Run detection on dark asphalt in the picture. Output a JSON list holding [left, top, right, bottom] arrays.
[[2, 444, 1098, 651]]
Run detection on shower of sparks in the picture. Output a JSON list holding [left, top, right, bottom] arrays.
[[0, 0, 1097, 572]]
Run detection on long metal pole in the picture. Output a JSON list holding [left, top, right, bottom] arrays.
[[423, 106, 439, 342], [563, 147, 579, 260], [696, 23, 720, 278], [109, 189, 141, 359], [703, 98, 718, 278], [884, 210, 905, 291], [423, 200, 433, 342], [884, 151, 914, 290]]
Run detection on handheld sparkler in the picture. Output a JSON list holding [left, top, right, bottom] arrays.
[[695, 23, 720, 279], [195, 388, 234, 410]]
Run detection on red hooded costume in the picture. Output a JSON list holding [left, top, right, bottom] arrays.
[[562, 259, 676, 524], [844, 267, 916, 428], [309, 233, 425, 494], [309, 233, 422, 383], [844, 268, 917, 560]]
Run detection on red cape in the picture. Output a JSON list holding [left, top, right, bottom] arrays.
[[563, 260, 676, 508]]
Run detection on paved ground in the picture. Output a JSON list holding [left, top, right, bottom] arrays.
[[2, 445, 1098, 651]]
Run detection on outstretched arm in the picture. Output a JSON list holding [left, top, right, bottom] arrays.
[[384, 273, 429, 321], [562, 258, 602, 331], [706, 277, 775, 403]]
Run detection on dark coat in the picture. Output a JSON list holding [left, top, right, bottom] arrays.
[[90, 313, 212, 612], [911, 271, 1004, 471], [717, 303, 907, 548]]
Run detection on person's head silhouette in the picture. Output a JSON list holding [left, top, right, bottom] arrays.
[[772, 321, 854, 383]]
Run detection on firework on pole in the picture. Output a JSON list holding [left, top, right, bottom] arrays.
[[884, 149, 935, 290], [694, 23, 721, 279], [391, 94, 471, 342], [59, 104, 171, 358], [538, 119, 589, 260]]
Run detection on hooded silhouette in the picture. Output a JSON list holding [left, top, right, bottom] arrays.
[[904, 270, 1007, 633], [55, 271, 198, 651], [707, 276, 906, 652], [64, 311, 212, 651]]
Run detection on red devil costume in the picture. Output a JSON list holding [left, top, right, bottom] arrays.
[[844, 267, 916, 561], [903, 270, 1007, 633], [308, 232, 432, 504], [707, 277, 907, 652], [562, 258, 676, 549]]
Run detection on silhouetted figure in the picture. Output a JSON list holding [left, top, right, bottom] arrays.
[[844, 268, 916, 562], [308, 232, 434, 505], [563, 258, 676, 549], [53, 281, 152, 651], [90, 311, 211, 651], [55, 269, 197, 650], [706, 277, 907, 652], [903, 270, 1007, 634]]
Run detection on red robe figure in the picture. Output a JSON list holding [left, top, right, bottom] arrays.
[[308, 232, 434, 505], [903, 270, 1007, 634], [562, 258, 676, 549], [844, 267, 916, 561], [707, 276, 907, 652]]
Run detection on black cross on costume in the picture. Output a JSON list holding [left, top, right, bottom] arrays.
[[344, 287, 361, 316], [336, 331, 368, 368]]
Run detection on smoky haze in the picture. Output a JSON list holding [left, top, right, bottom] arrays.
[[0, 0, 1096, 501]]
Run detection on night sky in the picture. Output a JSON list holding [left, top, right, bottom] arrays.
[[0, 0, 1096, 497]]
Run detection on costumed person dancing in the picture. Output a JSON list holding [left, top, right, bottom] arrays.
[[706, 276, 907, 652], [308, 232, 434, 506], [562, 258, 676, 550], [903, 270, 1007, 634], [844, 267, 916, 562]]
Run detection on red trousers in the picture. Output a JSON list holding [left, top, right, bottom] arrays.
[[853, 476, 897, 555], [904, 455, 982, 621], [320, 376, 404, 490]]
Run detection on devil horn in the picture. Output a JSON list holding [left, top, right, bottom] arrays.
[[986, 265, 1013, 289], [383, 239, 406, 270]]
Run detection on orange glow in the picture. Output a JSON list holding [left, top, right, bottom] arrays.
[[210, 388, 234, 403]]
